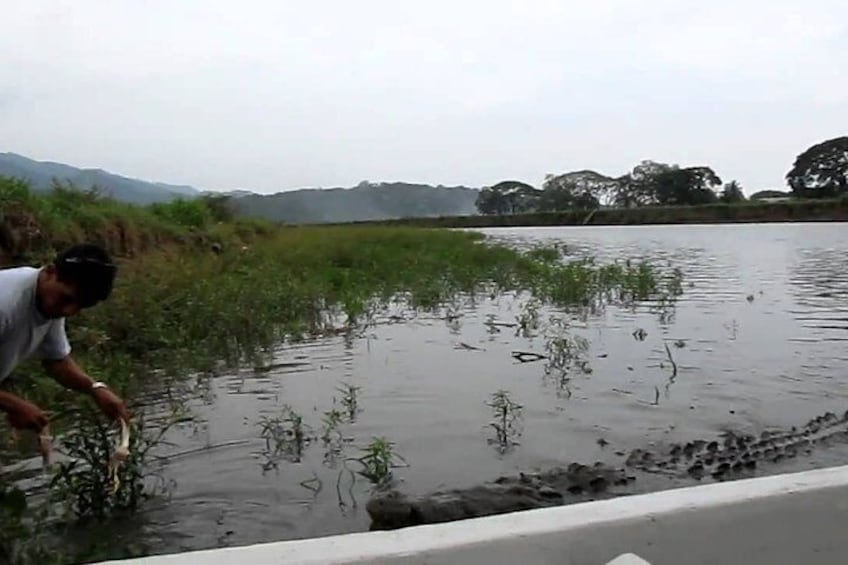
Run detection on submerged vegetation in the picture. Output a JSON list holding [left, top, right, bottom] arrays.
[[0, 177, 685, 563], [254, 382, 406, 510], [49, 406, 175, 521], [258, 406, 312, 467], [336, 383, 362, 423], [487, 390, 524, 454]]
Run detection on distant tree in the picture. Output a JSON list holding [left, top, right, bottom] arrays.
[[474, 187, 505, 215], [536, 182, 578, 212], [719, 181, 746, 203], [475, 181, 540, 215], [612, 161, 667, 207], [613, 161, 721, 207], [786, 136, 848, 198], [654, 166, 721, 205], [749, 189, 791, 200], [507, 182, 542, 213], [540, 170, 618, 209], [537, 186, 599, 212]]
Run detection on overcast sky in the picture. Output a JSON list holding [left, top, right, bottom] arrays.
[[2, 1, 846, 195]]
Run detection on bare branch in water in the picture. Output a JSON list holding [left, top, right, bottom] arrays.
[[664, 342, 678, 378], [512, 351, 547, 363]]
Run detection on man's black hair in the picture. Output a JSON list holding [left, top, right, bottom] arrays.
[[54, 243, 117, 308]]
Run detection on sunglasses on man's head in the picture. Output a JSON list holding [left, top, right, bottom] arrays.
[[61, 256, 116, 269], [59, 256, 118, 283]]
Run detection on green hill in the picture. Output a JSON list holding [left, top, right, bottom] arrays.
[[0, 152, 199, 204], [231, 181, 480, 224]]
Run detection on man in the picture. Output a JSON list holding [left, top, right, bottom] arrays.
[[0, 243, 129, 434]]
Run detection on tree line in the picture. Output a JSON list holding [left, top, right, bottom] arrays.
[[476, 135, 848, 215]]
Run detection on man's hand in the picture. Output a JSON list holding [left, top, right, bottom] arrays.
[[4, 396, 49, 433], [43, 356, 131, 423], [92, 387, 130, 423]]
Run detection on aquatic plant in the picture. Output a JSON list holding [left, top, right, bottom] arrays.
[[0, 400, 183, 565], [321, 408, 344, 445], [320, 408, 347, 468], [336, 383, 362, 422], [545, 321, 591, 374], [49, 404, 179, 522], [486, 390, 523, 453], [258, 405, 312, 466], [351, 437, 407, 485], [666, 267, 684, 297], [515, 298, 542, 337]]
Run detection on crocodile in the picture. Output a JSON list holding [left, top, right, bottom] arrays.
[[367, 462, 634, 530], [366, 410, 848, 530], [625, 410, 848, 481]]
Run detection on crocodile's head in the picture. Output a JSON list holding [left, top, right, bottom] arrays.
[[366, 490, 415, 529]]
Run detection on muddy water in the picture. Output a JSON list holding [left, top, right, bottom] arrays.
[[127, 223, 848, 556]]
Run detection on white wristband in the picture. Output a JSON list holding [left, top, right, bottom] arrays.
[[91, 381, 108, 391]]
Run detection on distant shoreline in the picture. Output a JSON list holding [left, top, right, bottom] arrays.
[[349, 198, 848, 229]]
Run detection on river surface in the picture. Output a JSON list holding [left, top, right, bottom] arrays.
[[84, 223, 848, 558]]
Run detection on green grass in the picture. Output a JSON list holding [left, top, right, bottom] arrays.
[[0, 177, 272, 263]]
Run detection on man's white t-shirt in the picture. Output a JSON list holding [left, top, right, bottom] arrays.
[[0, 266, 71, 383]]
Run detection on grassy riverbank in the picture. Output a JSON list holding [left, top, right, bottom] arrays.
[[0, 177, 273, 264], [1, 179, 686, 563], [1, 178, 675, 419], [359, 197, 848, 228], [4, 223, 669, 430]]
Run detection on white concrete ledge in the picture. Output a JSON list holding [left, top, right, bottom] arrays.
[[98, 464, 848, 565]]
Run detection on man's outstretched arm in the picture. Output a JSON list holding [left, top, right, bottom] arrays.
[[0, 389, 49, 431], [42, 356, 130, 422]]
